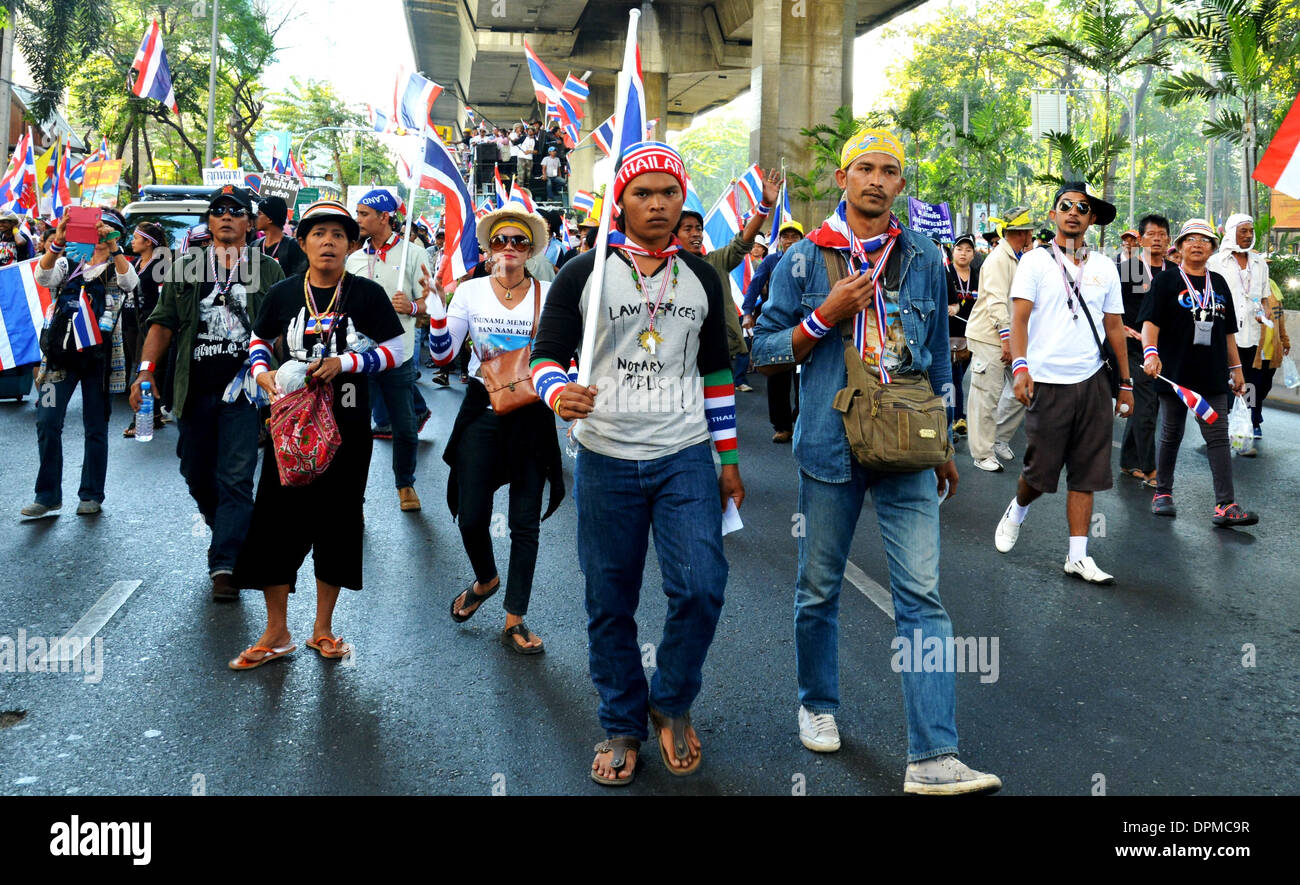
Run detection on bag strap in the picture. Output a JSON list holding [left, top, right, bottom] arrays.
[[818, 247, 854, 346]]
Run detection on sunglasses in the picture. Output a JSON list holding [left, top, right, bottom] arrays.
[[1056, 200, 1091, 215], [210, 206, 248, 218], [489, 234, 531, 251]]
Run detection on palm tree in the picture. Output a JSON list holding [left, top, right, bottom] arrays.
[[789, 106, 888, 215], [1155, 0, 1297, 217], [1027, 0, 1170, 203], [10, 0, 108, 123], [891, 90, 941, 194]]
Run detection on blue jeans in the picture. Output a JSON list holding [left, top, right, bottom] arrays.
[[546, 176, 564, 201], [733, 352, 750, 386], [947, 357, 968, 429], [796, 465, 959, 762], [368, 358, 423, 488], [575, 442, 727, 741], [176, 393, 260, 575], [34, 359, 111, 506]]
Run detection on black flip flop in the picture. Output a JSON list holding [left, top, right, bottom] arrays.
[[450, 580, 498, 623], [591, 737, 640, 786], [501, 621, 544, 655]]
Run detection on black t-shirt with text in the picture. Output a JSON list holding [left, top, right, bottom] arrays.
[[189, 279, 255, 396], [1138, 266, 1237, 395]]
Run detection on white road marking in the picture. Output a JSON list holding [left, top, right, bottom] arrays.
[[41, 580, 142, 664], [844, 560, 895, 621]]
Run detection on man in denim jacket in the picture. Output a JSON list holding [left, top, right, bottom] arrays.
[[751, 128, 1000, 795]]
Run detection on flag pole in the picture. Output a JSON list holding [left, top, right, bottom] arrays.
[[395, 140, 421, 298], [576, 7, 640, 387]]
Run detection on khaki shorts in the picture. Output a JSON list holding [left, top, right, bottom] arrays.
[[1022, 369, 1114, 494]]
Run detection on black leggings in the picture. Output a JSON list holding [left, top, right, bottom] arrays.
[[454, 405, 546, 616], [1156, 391, 1234, 506], [1237, 346, 1273, 428]]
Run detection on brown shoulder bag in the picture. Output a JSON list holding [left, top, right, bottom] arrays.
[[479, 278, 542, 414]]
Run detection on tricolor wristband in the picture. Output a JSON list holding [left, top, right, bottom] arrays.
[[137, 361, 156, 374], [998, 328, 1011, 341], [1143, 346, 1159, 360], [799, 308, 833, 340], [48, 241, 65, 253], [1011, 358, 1029, 376], [756, 202, 772, 216], [1119, 383, 1134, 391]]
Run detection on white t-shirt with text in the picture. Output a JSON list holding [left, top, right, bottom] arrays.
[[445, 275, 550, 386]]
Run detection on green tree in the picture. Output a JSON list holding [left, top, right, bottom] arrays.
[[263, 78, 392, 188], [671, 116, 749, 209], [788, 106, 887, 206], [10, 0, 108, 123]]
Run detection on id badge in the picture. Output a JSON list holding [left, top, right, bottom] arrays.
[[1193, 319, 1213, 346]]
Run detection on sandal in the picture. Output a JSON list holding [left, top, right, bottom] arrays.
[[649, 708, 702, 776], [501, 621, 544, 655], [591, 737, 641, 786], [228, 643, 296, 670], [450, 579, 499, 623], [306, 635, 351, 659], [123, 424, 136, 438]]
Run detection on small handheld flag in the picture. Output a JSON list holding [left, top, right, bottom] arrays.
[[1158, 374, 1218, 424]]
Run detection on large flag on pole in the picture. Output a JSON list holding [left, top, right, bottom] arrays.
[[770, 174, 792, 236], [703, 183, 744, 253], [413, 130, 479, 288], [493, 163, 509, 209], [394, 68, 443, 134], [523, 40, 565, 108], [128, 19, 180, 114], [1253, 89, 1300, 199], [507, 181, 536, 213], [572, 9, 643, 387], [0, 258, 52, 370]]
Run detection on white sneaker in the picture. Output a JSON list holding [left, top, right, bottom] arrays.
[[994, 503, 1020, 553], [973, 457, 1003, 473], [1064, 556, 1115, 585], [904, 754, 1002, 795], [798, 706, 841, 753], [993, 442, 1015, 461]]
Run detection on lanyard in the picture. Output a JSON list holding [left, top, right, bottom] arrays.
[[954, 268, 974, 302], [846, 230, 900, 382], [209, 246, 247, 299], [1050, 243, 1085, 319], [1177, 267, 1214, 314]]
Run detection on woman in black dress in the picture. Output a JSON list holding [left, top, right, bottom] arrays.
[[230, 201, 405, 670]]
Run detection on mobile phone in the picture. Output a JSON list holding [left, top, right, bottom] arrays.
[[64, 206, 102, 261]]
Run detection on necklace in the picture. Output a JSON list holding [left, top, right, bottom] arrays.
[[495, 273, 529, 301], [629, 256, 678, 355], [303, 272, 344, 357]]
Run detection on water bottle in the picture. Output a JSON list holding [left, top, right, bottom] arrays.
[[135, 381, 154, 443]]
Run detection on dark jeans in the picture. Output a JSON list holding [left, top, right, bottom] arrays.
[[946, 358, 968, 426], [1237, 347, 1273, 429], [34, 359, 110, 506], [733, 352, 749, 386], [768, 367, 796, 433], [368, 358, 420, 488], [574, 442, 727, 741], [546, 176, 564, 201], [372, 362, 429, 426], [1156, 390, 1234, 505], [454, 404, 546, 616], [177, 393, 260, 575], [1120, 338, 1159, 473]]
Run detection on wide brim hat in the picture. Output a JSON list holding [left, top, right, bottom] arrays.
[[475, 207, 548, 258], [1052, 181, 1116, 226], [1173, 218, 1220, 249], [994, 206, 1036, 232], [295, 199, 360, 242]]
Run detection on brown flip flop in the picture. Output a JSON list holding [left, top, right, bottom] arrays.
[[649, 708, 702, 776]]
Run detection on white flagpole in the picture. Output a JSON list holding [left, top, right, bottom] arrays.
[[576, 8, 640, 387], [395, 138, 421, 298]]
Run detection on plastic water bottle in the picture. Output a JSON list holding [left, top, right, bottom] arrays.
[[135, 381, 154, 443]]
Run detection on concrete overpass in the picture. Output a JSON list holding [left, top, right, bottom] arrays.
[[402, 0, 927, 221]]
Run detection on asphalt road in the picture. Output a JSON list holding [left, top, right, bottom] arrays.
[[1, 367, 1297, 796]]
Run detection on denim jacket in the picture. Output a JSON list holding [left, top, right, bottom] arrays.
[[750, 228, 952, 483]]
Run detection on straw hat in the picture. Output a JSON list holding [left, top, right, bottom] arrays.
[[475, 207, 548, 258]]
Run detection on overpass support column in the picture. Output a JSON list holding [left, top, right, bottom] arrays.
[[750, 0, 857, 227]]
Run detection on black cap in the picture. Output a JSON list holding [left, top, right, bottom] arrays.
[[954, 234, 977, 249], [258, 195, 288, 228], [208, 185, 253, 215], [1052, 181, 1116, 226]]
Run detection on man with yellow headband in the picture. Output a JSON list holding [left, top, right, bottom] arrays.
[[964, 206, 1036, 472], [752, 127, 1001, 795]]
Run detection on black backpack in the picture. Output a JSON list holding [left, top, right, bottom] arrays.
[[41, 271, 109, 371]]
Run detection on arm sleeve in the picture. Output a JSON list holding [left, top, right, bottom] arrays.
[[148, 274, 183, 332], [1009, 253, 1036, 303], [989, 253, 1018, 340], [743, 252, 778, 314], [431, 286, 472, 366], [716, 232, 753, 274], [115, 262, 140, 293], [530, 253, 591, 411], [338, 333, 405, 373], [1102, 265, 1124, 315], [750, 246, 806, 367]]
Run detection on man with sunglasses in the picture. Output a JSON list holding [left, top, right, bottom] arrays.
[[994, 183, 1132, 585], [346, 189, 433, 512], [132, 186, 285, 601]]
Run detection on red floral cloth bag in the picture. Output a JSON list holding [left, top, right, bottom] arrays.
[[269, 378, 341, 487]]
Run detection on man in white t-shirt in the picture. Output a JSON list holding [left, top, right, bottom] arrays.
[[514, 128, 536, 188], [994, 182, 1134, 584], [346, 189, 433, 512], [541, 146, 564, 202]]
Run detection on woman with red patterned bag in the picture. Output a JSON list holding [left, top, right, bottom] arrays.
[[228, 201, 406, 670]]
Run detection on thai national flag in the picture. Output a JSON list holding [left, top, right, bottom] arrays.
[[562, 74, 590, 112], [508, 182, 536, 213], [703, 183, 743, 254], [0, 129, 30, 208], [523, 40, 565, 107], [7, 130, 40, 216], [734, 164, 764, 210], [128, 19, 179, 114], [729, 254, 756, 312], [771, 178, 792, 237], [394, 69, 443, 134], [592, 116, 616, 157], [572, 190, 595, 215], [1165, 377, 1219, 424], [51, 139, 73, 219], [683, 174, 705, 215], [68, 155, 87, 186], [614, 45, 647, 160], [493, 164, 508, 209], [0, 258, 51, 370], [413, 130, 479, 287], [475, 200, 493, 220], [70, 287, 101, 351]]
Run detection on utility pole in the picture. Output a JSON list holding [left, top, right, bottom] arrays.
[[1205, 70, 1215, 223], [0, 4, 15, 164], [204, 0, 220, 167]]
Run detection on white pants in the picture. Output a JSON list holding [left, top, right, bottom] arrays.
[[967, 339, 1025, 461]]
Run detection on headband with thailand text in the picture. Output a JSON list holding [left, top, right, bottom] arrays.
[[613, 141, 687, 205], [358, 189, 399, 213], [840, 128, 904, 171]]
